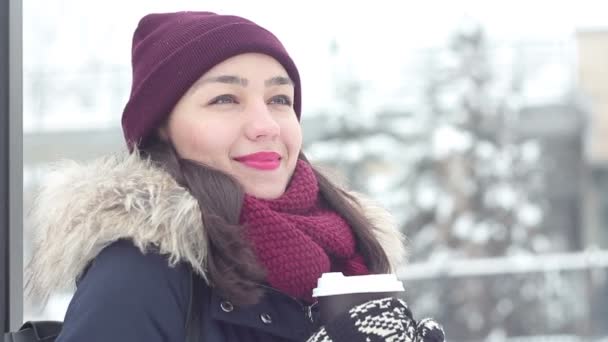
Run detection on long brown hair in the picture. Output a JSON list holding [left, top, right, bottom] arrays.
[[141, 138, 390, 305]]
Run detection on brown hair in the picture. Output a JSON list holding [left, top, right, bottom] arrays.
[[141, 138, 390, 305]]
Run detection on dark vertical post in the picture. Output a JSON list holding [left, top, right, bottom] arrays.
[[1, 0, 23, 333]]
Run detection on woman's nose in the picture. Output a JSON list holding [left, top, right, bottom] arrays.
[[244, 101, 281, 140]]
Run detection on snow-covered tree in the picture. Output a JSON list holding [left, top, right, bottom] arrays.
[[306, 25, 590, 340]]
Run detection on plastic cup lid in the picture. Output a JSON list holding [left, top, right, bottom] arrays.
[[312, 272, 405, 297]]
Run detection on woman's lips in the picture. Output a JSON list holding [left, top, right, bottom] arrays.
[[234, 152, 281, 170]]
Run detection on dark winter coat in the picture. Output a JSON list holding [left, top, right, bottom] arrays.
[[25, 152, 406, 342]]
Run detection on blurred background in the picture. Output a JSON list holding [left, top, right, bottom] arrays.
[[21, 0, 608, 340]]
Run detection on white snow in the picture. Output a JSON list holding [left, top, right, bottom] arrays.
[[432, 125, 474, 159]]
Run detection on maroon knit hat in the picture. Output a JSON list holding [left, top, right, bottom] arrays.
[[121, 11, 302, 150]]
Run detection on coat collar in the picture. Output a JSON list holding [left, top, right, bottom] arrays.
[[25, 151, 406, 304]]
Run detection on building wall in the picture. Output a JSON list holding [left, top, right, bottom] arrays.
[[519, 103, 585, 251], [577, 36, 608, 336], [577, 30, 608, 250], [577, 30, 608, 165]]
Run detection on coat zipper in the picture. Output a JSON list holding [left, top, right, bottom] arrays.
[[305, 302, 316, 323]]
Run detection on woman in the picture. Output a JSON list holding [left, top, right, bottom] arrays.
[[25, 11, 444, 342]]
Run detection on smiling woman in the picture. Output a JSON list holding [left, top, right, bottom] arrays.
[[20, 10, 443, 342]]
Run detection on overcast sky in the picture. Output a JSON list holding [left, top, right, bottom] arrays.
[[23, 0, 607, 130]]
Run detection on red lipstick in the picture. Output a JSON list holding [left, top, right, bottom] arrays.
[[234, 152, 281, 170]]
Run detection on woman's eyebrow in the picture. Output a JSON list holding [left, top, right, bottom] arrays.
[[265, 76, 293, 87], [191, 75, 293, 94], [198, 75, 248, 87]]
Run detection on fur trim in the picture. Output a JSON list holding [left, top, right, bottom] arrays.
[[25, 152, 405, 304], [352, 193, 408, 271], [25, 152, 207, 305]]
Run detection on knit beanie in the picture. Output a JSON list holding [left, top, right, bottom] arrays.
[[121, 11, 302, 150]]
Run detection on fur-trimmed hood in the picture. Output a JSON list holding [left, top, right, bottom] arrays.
[[25, 152, 406, 304]]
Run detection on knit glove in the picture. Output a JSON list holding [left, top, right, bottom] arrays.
[[306, 297, 445, 342]]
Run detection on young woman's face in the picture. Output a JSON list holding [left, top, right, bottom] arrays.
[[160, 53, 302, 199]]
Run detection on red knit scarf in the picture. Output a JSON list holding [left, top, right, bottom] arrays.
[[240, 160, 369, 302]]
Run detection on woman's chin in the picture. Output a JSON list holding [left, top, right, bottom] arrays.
[[243, 183, 287, 199]]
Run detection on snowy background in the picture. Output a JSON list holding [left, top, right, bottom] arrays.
[[22, 0, 608, 340]]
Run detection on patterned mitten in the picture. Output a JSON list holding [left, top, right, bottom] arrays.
[[307, 297, 444, 342]]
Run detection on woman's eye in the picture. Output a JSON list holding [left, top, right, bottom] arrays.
[[269, 95, 292, 106], [209, 94, 238, 105]]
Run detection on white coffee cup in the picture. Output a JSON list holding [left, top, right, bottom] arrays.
[[312, 272, 405, 324]]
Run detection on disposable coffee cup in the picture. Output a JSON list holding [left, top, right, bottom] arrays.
[[312, 272, 405, 325]]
